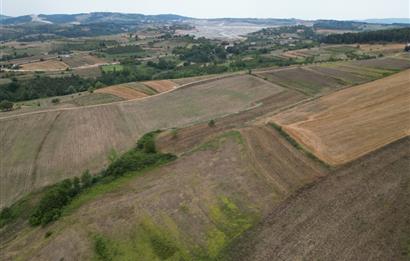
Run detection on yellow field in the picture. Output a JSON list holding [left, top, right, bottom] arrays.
[[271, 70, 410, 165], [20, 59, 69, 71]]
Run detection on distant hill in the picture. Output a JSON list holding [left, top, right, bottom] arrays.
[[1, 12, 190, 25], [363, 18, 410, 24]]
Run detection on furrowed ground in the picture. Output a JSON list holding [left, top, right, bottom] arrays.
[[0, 74, 289, 207], [270, 69, 410, 165]]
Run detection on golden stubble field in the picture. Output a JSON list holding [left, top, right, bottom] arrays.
[[271, 69, 410, 165]]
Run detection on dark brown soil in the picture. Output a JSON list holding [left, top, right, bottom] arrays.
[[226, 137, 410, 261]]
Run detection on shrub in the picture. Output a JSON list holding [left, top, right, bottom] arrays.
[[80, 170, 92, 188], [0, 100, 13, 111], [208, 119, 216, 127], [51, 98, 60, 104]]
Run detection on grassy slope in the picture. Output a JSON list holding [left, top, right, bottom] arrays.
[[1, 128, 325, 260]]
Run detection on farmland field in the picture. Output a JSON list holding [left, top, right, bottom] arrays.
[[270, 70, 410, 165], [0, 74, 287, 207], [1, 126, 325, 260], [61, 54, 107, 68], [96, 85, 149, 100], [142, 79, 178, 93], [20, 59, 69, 71], [101, 64, 124, 72]]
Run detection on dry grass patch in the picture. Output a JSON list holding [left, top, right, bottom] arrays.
[[20, 59, 69, 71]]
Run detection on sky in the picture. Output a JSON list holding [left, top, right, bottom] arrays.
[[1, 0, 409, 20]]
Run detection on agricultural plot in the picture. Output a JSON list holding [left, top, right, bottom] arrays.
[[61, 54, 107, 68], [229, 137, 410, 261], [256, 67, 346, 95], [96, 85, 149, 100], [0, 74, 286, 207], [270, 70, 410, 165], [20, 59, 69, 71], [101, 64, 124, 72], [142, 80, 178, 93], [352, 56, 410, 71], [2, 126, 325, 260]]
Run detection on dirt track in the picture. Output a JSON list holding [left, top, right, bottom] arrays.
[[227, 137, 410, 261]]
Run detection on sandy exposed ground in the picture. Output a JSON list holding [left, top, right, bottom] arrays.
[[271, 69, 410, 165]]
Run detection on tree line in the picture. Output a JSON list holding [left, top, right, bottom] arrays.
[[322, 28, 410, 44]]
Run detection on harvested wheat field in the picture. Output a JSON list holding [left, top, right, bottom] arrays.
[[271, 70, 410, 165], [142, 79, 178, 93], [1, 126, 325, 260], [0, 74, 286, 207], [20, 59, 69, 71], [96, 85, 149, 100]]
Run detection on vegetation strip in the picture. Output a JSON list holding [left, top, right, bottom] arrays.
[[269, 123, 330, 168], [0, 130, 176, 227]]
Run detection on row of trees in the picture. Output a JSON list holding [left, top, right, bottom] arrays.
[[322, 28, 410, 44]]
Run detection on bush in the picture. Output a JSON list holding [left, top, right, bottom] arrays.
[[51, 98, 60, 104], [208, 119, 216, 127], [29, 179, 80, 226], [0, 100, 13, 111], [80, 170, 92, 188]]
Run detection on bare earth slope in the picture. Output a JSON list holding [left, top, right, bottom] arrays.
[[271, 69, 410, 165], [228, 137, 410, 261]]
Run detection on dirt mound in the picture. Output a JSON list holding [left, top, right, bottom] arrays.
[[227, 137, 410, 261]]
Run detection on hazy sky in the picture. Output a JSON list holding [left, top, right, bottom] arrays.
[[1, 0, 409, 20]]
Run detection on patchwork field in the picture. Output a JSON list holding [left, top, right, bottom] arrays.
[[270, 70, 410, 165], [0, 74, 287, 207], [256, 56, 409, 95]]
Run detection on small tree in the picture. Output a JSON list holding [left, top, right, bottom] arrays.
[[208, 119, 216, 128], [0, 100, 13, 111], [51, 98, 60, 104]]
